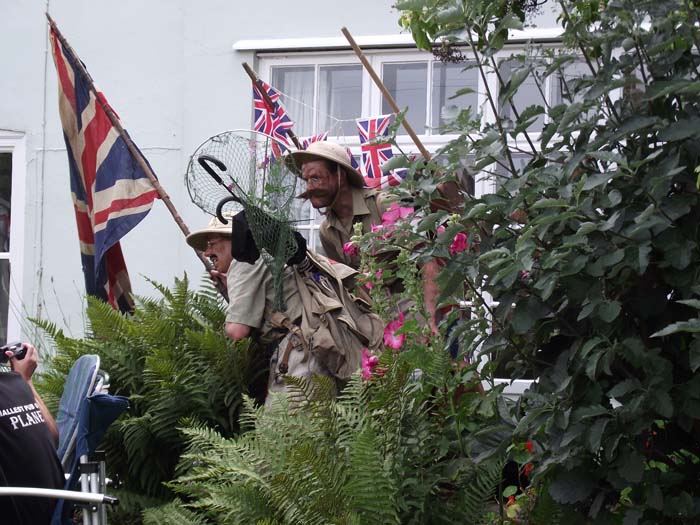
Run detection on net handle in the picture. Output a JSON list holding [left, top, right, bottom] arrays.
[[216, 196, 242, 224]]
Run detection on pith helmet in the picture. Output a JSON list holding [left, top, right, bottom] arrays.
[[285, 141, 364, 188], [185, 213, 233, 251]]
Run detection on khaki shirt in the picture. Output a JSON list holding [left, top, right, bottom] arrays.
[[319, 187, 389, 268], [226, 258, 303, 345]]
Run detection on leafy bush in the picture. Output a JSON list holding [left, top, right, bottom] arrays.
[[395, 0, 700, 522], [35, 276, 268, 523]]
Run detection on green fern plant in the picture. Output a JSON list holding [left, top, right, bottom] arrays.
[[148, 340, 504, 524], [34, 274, 268, 523]]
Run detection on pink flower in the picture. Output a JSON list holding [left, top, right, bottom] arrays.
[[360, 269, 382, 290], [361, 348, 380, 380], [383, 312, 406, 349], [436, 225, 446, 235], [449, 232, 469, 255], [381, 203, 414, 226], [342, 241, 359, 257]]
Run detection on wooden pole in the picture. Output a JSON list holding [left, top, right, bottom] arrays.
[[46, 14, 228, 300], [242, 62, 303, 150], [341, 27, 432, 162], [341, 26, 463, 211]]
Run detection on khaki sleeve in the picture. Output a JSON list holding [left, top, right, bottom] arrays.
[[226, 258, 270, 328]]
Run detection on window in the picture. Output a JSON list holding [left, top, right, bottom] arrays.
[[0, 131, 26, 345]]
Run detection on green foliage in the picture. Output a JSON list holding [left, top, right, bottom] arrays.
[[34, 275, 267, 522], [156, 341, 503, 524], [395, 0, 700, 522]]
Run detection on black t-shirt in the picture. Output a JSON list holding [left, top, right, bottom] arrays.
[[0, 372, 64, 524]]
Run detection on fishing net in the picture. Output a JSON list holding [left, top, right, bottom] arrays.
[[185, 130, 301, 309]]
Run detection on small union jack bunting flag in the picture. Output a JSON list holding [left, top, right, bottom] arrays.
[[299, 131, 328, 149], [356, 114, 406, 189], [253, 80, 294, 159]]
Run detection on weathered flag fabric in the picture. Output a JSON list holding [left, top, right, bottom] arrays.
[[49, 27, 158, 312], [253, 80, 294, 159], [346, 147, 361, 173], [356, 114, 406, 188], [299, 131, 328, 149]]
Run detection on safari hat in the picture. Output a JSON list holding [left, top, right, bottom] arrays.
[[285, 141, 365, 188], [186, 213, 233, 251]]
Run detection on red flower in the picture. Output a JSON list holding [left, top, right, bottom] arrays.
[[449, 232, 469, 255], [525, 441, 534, 454], [342, 241, 359, 257], [507, 495, 516, 506], [383, 312, 406, 349], [523, 463, 534, 477]]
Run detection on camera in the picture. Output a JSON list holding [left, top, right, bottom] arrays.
[[0, 342, 26, 364]]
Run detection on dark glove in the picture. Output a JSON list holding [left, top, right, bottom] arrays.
[[230, 211, 261, 264]]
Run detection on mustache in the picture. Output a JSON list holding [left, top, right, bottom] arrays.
[[296, 189, 328, 200]]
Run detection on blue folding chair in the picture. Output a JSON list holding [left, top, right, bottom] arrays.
[[0, 355, 128, 525]]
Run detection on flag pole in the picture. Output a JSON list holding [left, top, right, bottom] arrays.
[[242, 62, 303, 149], [46, 13, 228, 300], [341, 27, 462, 211], [341, 27, 432, 162]]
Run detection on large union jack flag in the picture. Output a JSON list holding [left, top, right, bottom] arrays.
[[253, 80, 294, 159], [356, 114, 406, 189], [50, 25, 158, 312]]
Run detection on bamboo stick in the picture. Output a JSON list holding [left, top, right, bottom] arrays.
[[341, 27, 432, 161], [342, 26, 463, 211]]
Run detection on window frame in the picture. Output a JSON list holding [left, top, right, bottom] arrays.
[[0, 130, 27, 344]]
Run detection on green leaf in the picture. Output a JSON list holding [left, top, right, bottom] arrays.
[[582, 173, 611, 191], [650, 390, 673, 418], [599, 249, 624, 268], [618, 450, 645, 483], [657, 118, 700, 142], [597, 301, 621, 322], [533, 198, 570, 209], [676, 299, 700, 309], [586, 351, 604, 380], [599, 211, 622, 231], [502, 485, 518, 498], [608, 379, 640, 398], [638, 245, 652, 274], [381, 154, 411, 172], [690, 339, 700, 373], [645, 79, 700, 100], [449, 87, 475, 99], [576, 222, 598, 235], [651, 319, 700, 337], [499, 66, 531, 108], [549, 469, 596, 504], [557, 102, 584, 131], [587, 418, 609, 452]]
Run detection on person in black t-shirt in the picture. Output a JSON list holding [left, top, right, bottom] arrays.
[[0, 343, 64, 524]]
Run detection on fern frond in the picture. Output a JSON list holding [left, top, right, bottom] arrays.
[[142, 501, 206, 525]]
